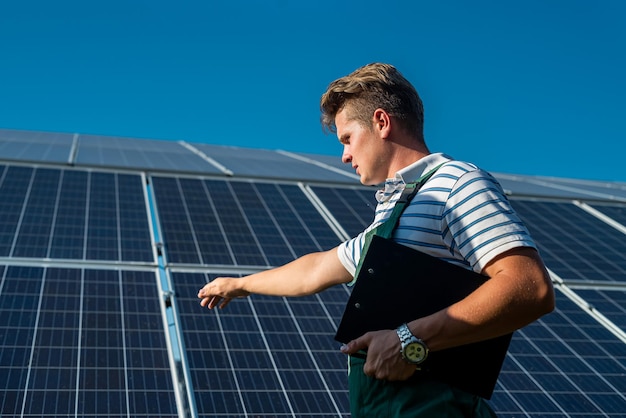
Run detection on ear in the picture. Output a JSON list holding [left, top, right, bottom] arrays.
[[372, 108, 392, 140]]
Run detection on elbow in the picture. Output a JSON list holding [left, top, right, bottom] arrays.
[[539, 285, 556, 317], [535, 271, 556, 317]]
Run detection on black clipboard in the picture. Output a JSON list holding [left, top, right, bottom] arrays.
[[335, 235, 512, 399]]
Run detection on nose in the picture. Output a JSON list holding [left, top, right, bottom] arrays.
[[341, 146, 352, 164]]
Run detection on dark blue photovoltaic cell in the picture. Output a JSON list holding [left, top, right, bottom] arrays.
[[49, 170, 88, 259], [87, 172, 121, 260], [203, 180, 266, 266], [229, 181, 295, 266], [311, 185, 376, 237], [118, 174, 154, 262], [510, 200, 626, 283], [0, 266, 177, 417], [150, 176, 201, 264], [12, 168, 60, 258], [279, 184, 343, 250], [253, 183, 337, 258], [177, 178, 233, 265], [0, 165, 32, 256], [571, 288, 626, 334], [591, 203, 626, 225]]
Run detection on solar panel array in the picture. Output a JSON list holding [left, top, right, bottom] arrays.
[[1, 129, 626, 417], [0, 266, 178, 417]]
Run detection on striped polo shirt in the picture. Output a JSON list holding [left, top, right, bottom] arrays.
[[337, 152, 536, 279]]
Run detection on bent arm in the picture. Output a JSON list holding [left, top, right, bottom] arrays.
[[198, 247, 352, 309], [340, 246, 555, 381], [409, 246, 555, 351]]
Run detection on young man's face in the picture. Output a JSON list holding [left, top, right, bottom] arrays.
[[335, 108, 388, 186]]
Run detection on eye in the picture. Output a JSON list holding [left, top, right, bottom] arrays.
[[339, 135, 350, 145]]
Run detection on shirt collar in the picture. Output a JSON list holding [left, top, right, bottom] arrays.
[[376, 153, 453, 203]]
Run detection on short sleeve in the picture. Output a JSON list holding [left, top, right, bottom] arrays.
[[443, 170, 536, 273]]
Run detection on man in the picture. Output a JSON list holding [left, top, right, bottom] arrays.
[[198, 63, 555, 417]]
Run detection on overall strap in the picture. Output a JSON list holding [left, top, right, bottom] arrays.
[[353, 163, 444, 280]]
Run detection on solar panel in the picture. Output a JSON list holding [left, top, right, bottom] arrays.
[[152, 177, 343, 267], [192, 143, 357, 183], [0, 128, 74, 164], [510, 200, 626, 283], [76, 134, 221, 174], [0, 266, 178, 417], [0, 164, 154, 263]]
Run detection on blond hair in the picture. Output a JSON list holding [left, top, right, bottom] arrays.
[[320, 63, 424, 139]]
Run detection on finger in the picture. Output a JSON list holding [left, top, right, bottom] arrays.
[[362, 362, 376, 379], [200, 296, 219, 309], [340, 335, 369, 354], [208, 296, 222, 309], [200, 296, 215, 308], [197, 285, 211, 298], [219, 298, 232, 309]]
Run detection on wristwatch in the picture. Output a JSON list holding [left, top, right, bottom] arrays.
[[396, 323, 429, 365]]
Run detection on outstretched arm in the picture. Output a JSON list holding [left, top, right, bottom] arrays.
[[198, 247, 353, 309]]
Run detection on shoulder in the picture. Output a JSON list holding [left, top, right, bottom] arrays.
[[432, 160, 504, 198], [420, 159, 503, 200], [435, 160, 494, 183]]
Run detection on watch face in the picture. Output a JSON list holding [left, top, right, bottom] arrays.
[[405, 341, 427, 364]]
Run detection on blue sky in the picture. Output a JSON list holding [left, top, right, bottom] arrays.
[[1, 1, 625, 182]]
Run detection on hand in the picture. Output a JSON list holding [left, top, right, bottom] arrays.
[[340, 329, 416, 381], [198, 277, 250, 309]]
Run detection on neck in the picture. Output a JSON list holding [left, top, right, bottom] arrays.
[[385, 135, 430, 178]]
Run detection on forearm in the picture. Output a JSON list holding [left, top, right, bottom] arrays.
[[241, 249, 351, 296], [198, 247, 352, 309]]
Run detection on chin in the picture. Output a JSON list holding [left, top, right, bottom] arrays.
[[360, 178, 378, 186]]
